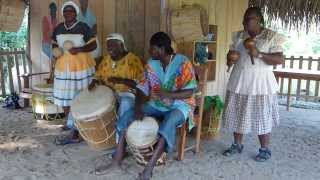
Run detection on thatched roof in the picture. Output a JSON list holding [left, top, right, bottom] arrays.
[[249, 0, 320, 31], [0, 0, 26, 32]]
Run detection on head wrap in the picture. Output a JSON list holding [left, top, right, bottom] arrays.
[[61, 1, 79, 16], [106, 33, 128, 51]]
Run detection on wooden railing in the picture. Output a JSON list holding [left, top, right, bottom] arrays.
[[0, 48, 31, 97], [276, 56, 320, 102]]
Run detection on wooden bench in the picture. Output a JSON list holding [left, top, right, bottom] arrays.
[[273, 69, 320, 111]]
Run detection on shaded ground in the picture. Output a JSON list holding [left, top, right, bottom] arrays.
[[0, 105, 319, 180]]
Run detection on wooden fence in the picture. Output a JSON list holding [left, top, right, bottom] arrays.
[[0, 48, 31, 97], [277, 56, 320, 102]]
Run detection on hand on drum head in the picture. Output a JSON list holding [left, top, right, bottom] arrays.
[[134, 110, 144, 121], [88, 79, 98, 91]]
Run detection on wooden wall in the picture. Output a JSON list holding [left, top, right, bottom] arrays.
[[29, 0, 248, 97]]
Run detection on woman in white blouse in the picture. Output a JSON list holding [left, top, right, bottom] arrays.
[[222, 7, 285, 162]]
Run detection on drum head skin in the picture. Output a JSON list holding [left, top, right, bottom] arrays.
[[126, 117, 159, 147], [71, 86, 115, 121]]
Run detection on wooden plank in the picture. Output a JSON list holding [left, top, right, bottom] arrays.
[[315, 58, 320, 97], [207, 61, 216, 81], [21, 49, 27, 74], [14, 48, 22, 92], [128, 0, 145, 58], [0, 60, 6, 97], [145, 0, 161, 58], [5, 54, 14, 94], [287, 78, 292, 111], [305, 57, 313, 97], [0, 51, 25, 55], [296, 56, 303, 100], [116, 0, 130, 49]]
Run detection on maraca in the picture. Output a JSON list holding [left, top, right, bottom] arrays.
[[243, 38, 255, 65], [227, 51, 240, 72]]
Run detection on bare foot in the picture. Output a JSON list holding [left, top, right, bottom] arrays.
[[137, 169, 153, 180], [95, 162, 122, 176]]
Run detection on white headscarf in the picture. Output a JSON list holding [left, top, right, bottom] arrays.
[[106, 33, 128, 51], [61, 1, 79, 16]]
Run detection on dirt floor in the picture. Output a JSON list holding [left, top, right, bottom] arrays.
[[0, 105, 319, 180]]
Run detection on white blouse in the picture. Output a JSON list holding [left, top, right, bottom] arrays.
[[227, 29, 286, 95]]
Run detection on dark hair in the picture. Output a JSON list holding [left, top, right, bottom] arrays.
[[49, 2, 57, 10], [245, 6, 265, 27], [150, 32, 174, 54]]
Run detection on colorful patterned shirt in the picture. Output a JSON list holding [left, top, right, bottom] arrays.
[[137, 54, 197, 129], [95, 52, 144, 92]]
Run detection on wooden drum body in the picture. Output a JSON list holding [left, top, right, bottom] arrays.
[[126, 117, 166, 166], [71, 86, 116, 150]]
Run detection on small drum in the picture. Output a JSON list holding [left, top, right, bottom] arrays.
[[31, 83, 64, 120], [126, 117, 166, 166], [71, 86, 116, 150]]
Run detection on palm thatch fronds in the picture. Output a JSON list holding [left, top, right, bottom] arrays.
[[249, 0, 320, 31], [0, 0, 26, 32]]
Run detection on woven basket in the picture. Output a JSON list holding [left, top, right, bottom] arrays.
[[169, 5, 208, 43], [201, 106, 220, 139]]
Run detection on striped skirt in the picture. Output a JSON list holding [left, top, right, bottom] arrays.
[[222, 91, 280, 135], [53, 52, 95, 107]]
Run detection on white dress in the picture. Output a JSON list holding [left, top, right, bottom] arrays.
[[222, 29, 286, 135]]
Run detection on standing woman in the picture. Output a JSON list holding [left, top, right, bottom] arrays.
[[222, 7, 285, 162], [51, 1, 97, 143]]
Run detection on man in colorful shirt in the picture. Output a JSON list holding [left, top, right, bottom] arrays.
[[95, 32, 197, 180]]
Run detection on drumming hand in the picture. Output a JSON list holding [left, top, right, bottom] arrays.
[[69, 47, 81, 55], [88, 79, 98, 91], [248, 47, 259, 58], [108, 77, 125, 84], [134, 110, 144, 121]]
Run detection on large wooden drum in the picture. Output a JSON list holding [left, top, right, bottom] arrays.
[[71, 86, 116, 150]]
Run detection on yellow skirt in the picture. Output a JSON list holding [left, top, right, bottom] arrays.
[[55, 52, 96, 72]]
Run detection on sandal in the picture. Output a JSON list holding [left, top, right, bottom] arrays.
[[255, 148, 271, 162], [222, 143, 244, 157], [54, 136, 81, 146]]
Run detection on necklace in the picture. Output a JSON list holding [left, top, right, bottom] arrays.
[[64, 20, 79, 31]]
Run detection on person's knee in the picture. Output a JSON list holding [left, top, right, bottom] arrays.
[[119, 96, 135, 110]]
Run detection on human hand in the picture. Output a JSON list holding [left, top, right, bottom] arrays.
[[68, 47, 80, 55], [227, 50, 240, 66], [88, 79, 98, 91]]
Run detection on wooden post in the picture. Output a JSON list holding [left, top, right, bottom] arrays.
[[6, 53, 14, 94], [287, 78, 292, 111], [21, 74, 30, 107], [296, 56, 303, 100], [305, 57, 313, 99], [315, 58, 320, 97], [0, 60, 6, 97], [21, 49, 27, 74], [14, 48, 22, 92]]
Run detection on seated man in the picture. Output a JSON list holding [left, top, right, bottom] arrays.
[[95, 32, 197, 180], [89, 33, 144, 141]]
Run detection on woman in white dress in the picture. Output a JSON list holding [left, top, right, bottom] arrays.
[[222, 7, 285, 162]]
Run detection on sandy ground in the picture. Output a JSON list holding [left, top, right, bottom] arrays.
[[0, 104, 319, 180]]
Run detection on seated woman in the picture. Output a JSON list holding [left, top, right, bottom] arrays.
[[52, 1, 97, 145], [95, 32, 197, 180]]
